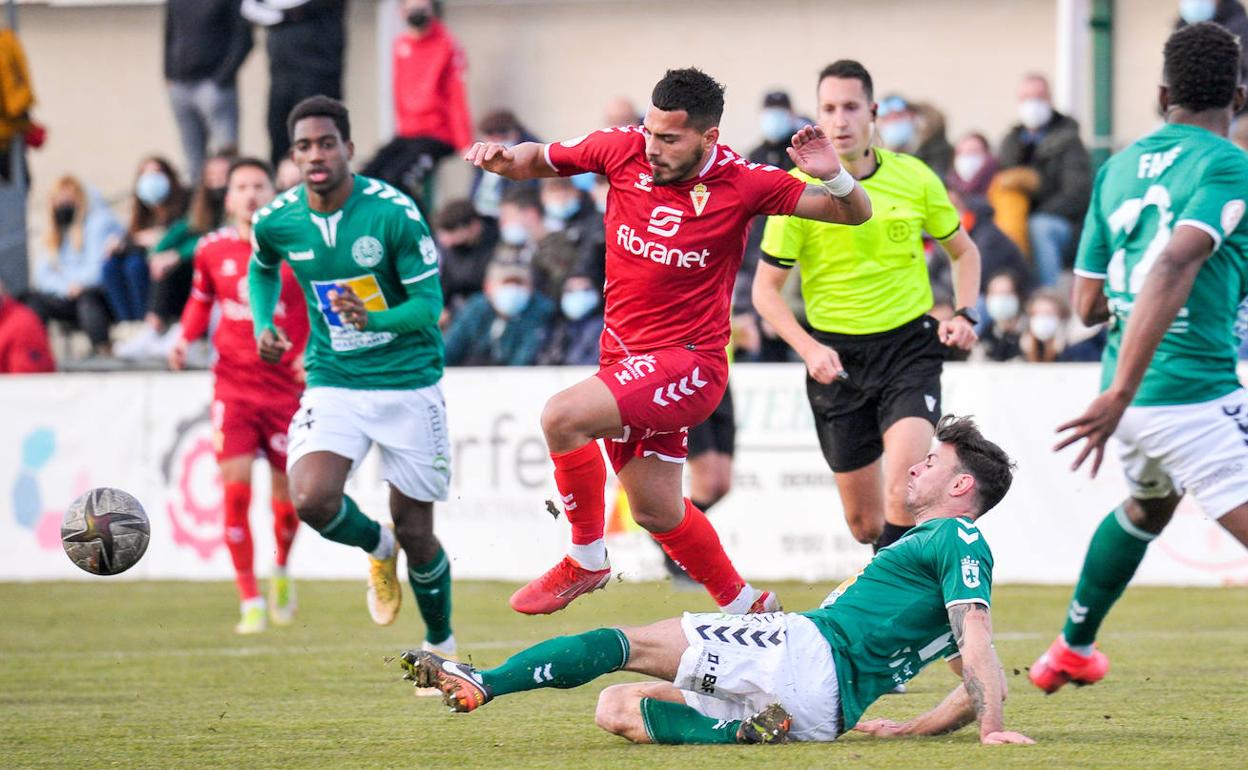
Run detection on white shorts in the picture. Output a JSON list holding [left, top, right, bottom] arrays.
[[673, 612, 841, 742], [1116, 388, 1248, 519], [286, 385, 452, 502]]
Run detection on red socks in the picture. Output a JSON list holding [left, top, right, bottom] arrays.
[[223, 481, 259, 601], [272, 496, 299, 568], [652, 499, 745, 607], [552, 441, 607, 546]]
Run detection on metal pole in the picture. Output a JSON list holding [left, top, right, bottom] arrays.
[[1089, 0, 1114, 169]]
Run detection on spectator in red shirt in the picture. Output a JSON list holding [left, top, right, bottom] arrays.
[[361, 0, 472, 207], [0, 278, 55, 373]]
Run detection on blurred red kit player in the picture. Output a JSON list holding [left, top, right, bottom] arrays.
[[463, 68, 871, 615], [171, 158, 309, 634]]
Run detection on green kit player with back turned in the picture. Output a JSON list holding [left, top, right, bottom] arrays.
[[1031, 22, 1248, 694], [249, 96, 458, 674]]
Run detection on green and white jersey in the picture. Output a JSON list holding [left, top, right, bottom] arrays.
[[802, 516, 993, 730], [1075, 123, 1248, 406], [251, 175, 444, 391]]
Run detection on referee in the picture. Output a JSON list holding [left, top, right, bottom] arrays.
[[753, 60, 981, 551]]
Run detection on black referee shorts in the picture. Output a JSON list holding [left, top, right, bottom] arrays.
[[806, 314, 944, 473], [687, 382, 735, 459]]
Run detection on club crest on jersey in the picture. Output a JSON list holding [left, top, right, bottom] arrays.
[[690, 183, 710, 216], [635, 172, 653, 192], [351, 236, 384, 268], [961, 556, 981, 588], [419, 235, 438, 265]]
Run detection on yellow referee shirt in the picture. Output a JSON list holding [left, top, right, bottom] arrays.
[[760, 148, 960, 335]]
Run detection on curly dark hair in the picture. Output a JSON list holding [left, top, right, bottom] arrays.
[[935, 415, 1016, 517], [1164, 21, 1241, 113], [286, 95, 351, 142], [651, 68, 725, 130]]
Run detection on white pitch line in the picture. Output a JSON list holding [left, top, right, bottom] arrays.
[[2, 629, 1243, 663]]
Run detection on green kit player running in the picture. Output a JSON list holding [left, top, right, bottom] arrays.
[[1031, 22, 1248, 694], [399, 417, 1032, 747], [249, 96, 457, 666]]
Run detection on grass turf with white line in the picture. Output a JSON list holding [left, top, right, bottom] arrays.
[[1, 580, 1244, 769]]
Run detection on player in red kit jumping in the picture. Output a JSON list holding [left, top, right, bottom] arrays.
[[170, 157, 310, 634], [464, 68, 872, 615]]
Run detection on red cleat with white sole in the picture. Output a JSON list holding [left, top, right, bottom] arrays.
[[1029, 635, 1109, 694], [746, 590, 782, 614], [509, 556, 611, 615]]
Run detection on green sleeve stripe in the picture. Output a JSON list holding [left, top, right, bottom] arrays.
[[760, 252, 795, 270], [251, 253, 279, 269]]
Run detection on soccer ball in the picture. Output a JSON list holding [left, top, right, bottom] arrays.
[[61, 487, 150, 576]]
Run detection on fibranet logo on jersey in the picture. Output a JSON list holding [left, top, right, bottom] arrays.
[[616, 224, 708, 268], [646, 206, 683, 237]]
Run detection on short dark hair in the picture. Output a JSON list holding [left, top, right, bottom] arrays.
[[479, 109, 523, 137], [286, 95, 351, 143], [650, 68, 725, 130], [434, 198, 480, 231], [227, 156, 274, 184], [1164, 22, 1242, 113], [935, 415, 1015, 516], [500, 186, 541, 213], [818, 59, 874, 102]]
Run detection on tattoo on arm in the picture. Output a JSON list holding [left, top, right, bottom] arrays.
[[948, 603, 971, 648], [963, 663, 988, 719]]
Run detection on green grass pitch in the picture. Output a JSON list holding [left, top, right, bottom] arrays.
[[2, 579, 1245, 769]]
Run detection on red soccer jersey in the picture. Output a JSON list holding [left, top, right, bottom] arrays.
[[545, 126, 806, 358], [182, 227, 309, 404]]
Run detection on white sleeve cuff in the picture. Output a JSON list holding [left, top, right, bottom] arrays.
[[1175, 219, 1223, 251], [1073, 267, 1107, 279], [543, 144, 559, 174]]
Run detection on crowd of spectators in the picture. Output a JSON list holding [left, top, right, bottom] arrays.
[[10, 0, 1248, 373]]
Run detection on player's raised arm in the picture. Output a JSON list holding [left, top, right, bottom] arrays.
[[787, 126, 872, 225], [462, 140, 560, 181]]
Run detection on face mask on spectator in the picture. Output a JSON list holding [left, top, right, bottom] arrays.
[[53, 203, 76, 228], [1029, 313, 1061, 342], [407, 8, 431, 28], [954, 152, 986, 181], [759, 108, 792, 143], [561, 289, 599, 321], [1018, 99, 1053, 130], [136, 172, 171, 206], [1179, 0, 1217, 23], [986, 294, 1020, 323], [500, 222, 531, 247], [878, 119, 915, 149], [545, 197, 581, 222], [490, 284, 531, 317]]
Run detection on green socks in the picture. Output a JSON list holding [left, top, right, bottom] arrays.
[[316, 495, 382, 553], [479, 628, 630, 696], [409, 548, 453, 646], [1062, 506, 1155, 647], [640, 698, 739, 744]]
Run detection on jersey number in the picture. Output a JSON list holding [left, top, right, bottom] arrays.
[[1105, 184, 1173, 295]]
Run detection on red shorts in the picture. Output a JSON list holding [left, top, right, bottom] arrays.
[[596, 346, 728, 473], [212, 395, 300, 469]]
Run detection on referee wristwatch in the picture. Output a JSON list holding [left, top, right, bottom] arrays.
[[953, 306, 980, 325]]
